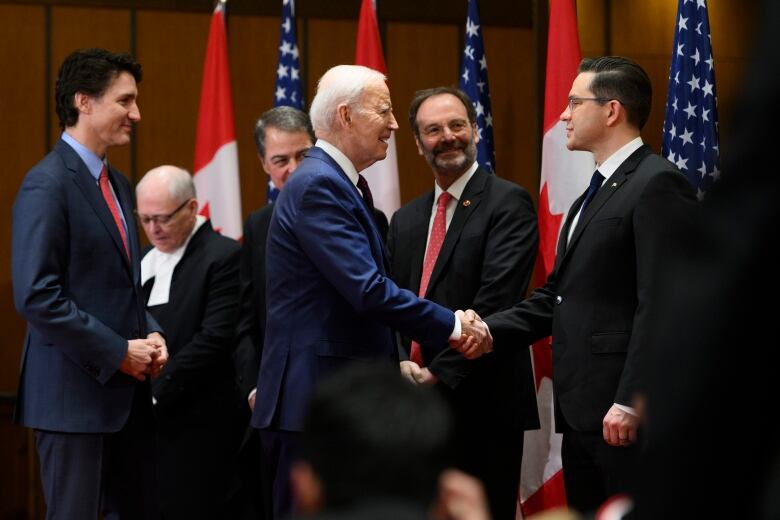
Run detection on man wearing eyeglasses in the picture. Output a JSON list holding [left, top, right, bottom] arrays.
[[136, 165, 242, 519], [387, 86, 539, 520], [456, 56, 697, 513]]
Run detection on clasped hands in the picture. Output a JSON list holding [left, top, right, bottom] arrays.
[[450, 309, 492, 359], [119, 332, 169, 381]]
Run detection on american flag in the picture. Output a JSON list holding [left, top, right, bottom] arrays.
[[458, 0, 496, 173], [269, 0, 304, 202], [662, 0, 720, 200]]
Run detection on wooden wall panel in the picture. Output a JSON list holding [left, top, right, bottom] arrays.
[[305, 19, 357, 106], [577, 0, 607, 57], [229, 14, 281, 219], [0, 4, 46, 393], [50, 6, 132, 174], [134, 10, 208, 182], [483, 26, 539, 199], [386, 22, 460, 204]]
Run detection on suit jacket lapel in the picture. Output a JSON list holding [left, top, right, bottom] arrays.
[[60, 140, 133, 276], [408, 193, 433, 294], [110, 165, 139, 269], [307, 146, 388, 273], [425, 168, 487, 297], [558, 144, 651, 270]]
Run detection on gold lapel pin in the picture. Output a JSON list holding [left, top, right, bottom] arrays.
[[462, 200, 471, 207]]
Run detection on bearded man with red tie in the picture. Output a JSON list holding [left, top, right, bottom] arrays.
[[387, 86, 539, 520]]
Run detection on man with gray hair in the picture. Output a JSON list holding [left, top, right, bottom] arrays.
[[252, 65, 492, 518], [136, 165, 242, 519]]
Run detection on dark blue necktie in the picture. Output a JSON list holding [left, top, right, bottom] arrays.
[[580, 170, 605, 214]]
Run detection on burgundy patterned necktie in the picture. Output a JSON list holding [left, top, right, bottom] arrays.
[[356, 174, 374, 211]]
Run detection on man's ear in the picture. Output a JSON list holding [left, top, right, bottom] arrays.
[[337, 104, 352, 127], [258, 153, 271, 175], [290, 461, 324, 514], [414, 136, 425, 156], [605, 99, 623, 127], [74, 91, 91, 115]]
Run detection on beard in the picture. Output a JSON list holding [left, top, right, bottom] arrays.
[[426, 139, 478, 174]]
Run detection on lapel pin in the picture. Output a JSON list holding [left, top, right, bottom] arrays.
[[462, 200, 471, 207], [611, 182, 617, 187]]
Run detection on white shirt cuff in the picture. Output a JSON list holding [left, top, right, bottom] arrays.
[[614, 403, 638, 416], [449, 313, 461, 341]]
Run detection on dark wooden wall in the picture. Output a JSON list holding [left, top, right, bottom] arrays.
[[0, 0, 756, 517]]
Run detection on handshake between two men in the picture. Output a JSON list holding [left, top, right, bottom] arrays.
[[401, 309, 492, 385]]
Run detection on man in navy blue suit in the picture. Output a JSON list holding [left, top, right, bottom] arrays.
[[12, 48, 168, 519], [252, 64, 492, 519]]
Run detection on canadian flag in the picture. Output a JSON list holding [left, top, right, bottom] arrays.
[[354, 0, 400, 220], [193, 2, 242, 240], [518, 0, 594, 516]]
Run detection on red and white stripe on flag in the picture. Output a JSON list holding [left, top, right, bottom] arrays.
[[354, 0, 400, 220], [518, 0, 594, 516], [193, 2, 242, 240]]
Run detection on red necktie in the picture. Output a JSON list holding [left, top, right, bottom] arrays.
[[410, 191, 452, 366], [99, 166, 130, 259]]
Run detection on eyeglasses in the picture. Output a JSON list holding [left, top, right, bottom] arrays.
[[567, 96, 611, 112], [135, 199, 192, 226], [420, 120, 471, 138]]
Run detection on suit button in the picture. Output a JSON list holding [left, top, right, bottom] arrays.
[[555, 295, 563, 305]]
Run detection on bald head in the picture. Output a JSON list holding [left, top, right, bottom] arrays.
[[136, 165, 198, 253], [136, 165, 196, 201]]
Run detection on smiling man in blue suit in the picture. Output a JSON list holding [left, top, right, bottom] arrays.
[[12, 48, 168, 519], [252, 64, 492, 519]]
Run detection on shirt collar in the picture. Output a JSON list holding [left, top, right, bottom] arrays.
[[141, 215, 207, 286], [596, 137, 644, 182], [316, 139, 359, 187], [61, 131, 105, 181], [433, 161, 478, 202]]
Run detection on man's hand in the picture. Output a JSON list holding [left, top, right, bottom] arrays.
[[433, 469, 490, 520], [603, 404, 639, 447], [119, 339, 158, 381], [146, 332, 169, 379], [400, 360, 423, 384], [399, 360, 438, 385], [450, 310, 493, 359]]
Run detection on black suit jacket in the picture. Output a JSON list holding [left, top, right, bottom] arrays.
[[143, 220, 242, 424], [388, 167, 540, 433], [486, 145, 697, 432], [234, 205, 273, 401]]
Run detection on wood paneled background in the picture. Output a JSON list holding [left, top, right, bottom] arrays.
[[0, 0, 757, 516]]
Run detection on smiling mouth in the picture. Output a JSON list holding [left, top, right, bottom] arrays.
[[436, 147, 463, 157]]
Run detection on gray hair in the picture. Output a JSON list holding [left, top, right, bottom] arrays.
[[309, 65, 387, 134], [136, 165, 196, 202], [254, 106, 315, 158]]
